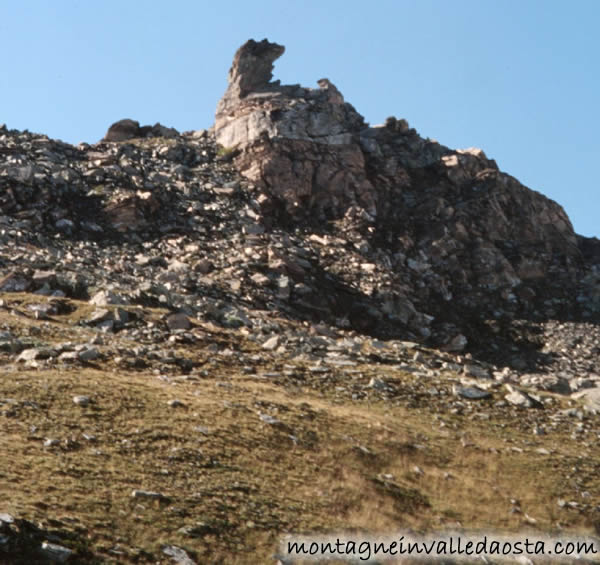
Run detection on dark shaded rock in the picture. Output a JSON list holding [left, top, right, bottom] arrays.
[[0, 271, 31, 292], [0, 513, 91, 563], [222, 38, 285, 101], [166, 312, 192, 331], [102, 119, 141, 142], [102, 120, 179, 143]]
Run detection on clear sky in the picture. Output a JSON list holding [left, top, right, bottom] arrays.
[[2, 1, 599, 237]]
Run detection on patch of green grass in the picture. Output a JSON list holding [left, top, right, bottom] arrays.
[[216, 145, 237, 159]]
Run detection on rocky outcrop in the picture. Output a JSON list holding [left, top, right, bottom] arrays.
[[215, 39, 378, 221], [214, 39, 585, 352], [214, 40, 577, 272]]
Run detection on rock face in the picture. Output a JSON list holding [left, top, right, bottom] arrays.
[[214, 39, 586, 353], [215, 39, 378, 221], [214, 39, 577, 262]]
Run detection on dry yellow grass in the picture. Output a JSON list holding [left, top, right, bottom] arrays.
[[0, 295, 598, 563]]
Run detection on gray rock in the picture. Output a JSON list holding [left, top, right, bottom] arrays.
[[177, 523, 217, 537], [453, 384, 491, 400], [0, 513, 14, 524], [90, 290, 128, 306], [131, 489, 167, 500], [0, 271, 31, 292], [251, 273, 270, 286], [572, 387, 600, 412], [162, 544, 196, 565], [55, 218, 75, 234], [166, 313, 191, 331], [41, 541, 73, 563], [16, 347, 56, 362], [504, 385, 541, 408], [114, 307, 130, 325], [149, 123, 179, 138], [97, 319, 115, 332], [88, 309, 113, 324], [0, 337, 24, 354], [73, 395, 91, 406], [58, 351, 79, 363], [367, 376, 384, 389], [32, 270, 57, 288], [463, 364, 491, 379], [520, 373, 570, 394], [259, 412, 281, 425], [277, 275, 291, 299], [262, 335, 279, 351], [78, 347, 99, 362]]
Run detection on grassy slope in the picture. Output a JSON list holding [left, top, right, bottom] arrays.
[[0, 295, 599, 563]]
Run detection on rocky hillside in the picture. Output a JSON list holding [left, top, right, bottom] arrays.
[[214, 40, 600, 356], [0, 39, 600, 563]]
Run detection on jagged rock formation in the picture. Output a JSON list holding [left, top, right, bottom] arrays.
[[215, 39, 377, 221], [214, 39, 596, 354], [214, 40, 577, 274]]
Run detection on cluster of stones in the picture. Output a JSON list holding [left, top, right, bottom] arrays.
[[0, 512, 80, 563], [1, 36, 600, 555], [1, 35, 600, 372]]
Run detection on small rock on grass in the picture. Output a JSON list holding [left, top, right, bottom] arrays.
[[73, 395, 91, 406], [41, 541, 73, 563], [162, 544, 196, 565], [78, 347, 99, 362], [131, 489, 168, 501], [259, 412, 280, 425], [504, 384, 541, 408], [452, 384, 491, 400], [0, 513, 14, 523]]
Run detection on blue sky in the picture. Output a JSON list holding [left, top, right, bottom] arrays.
[[2, 1, 599, 237]]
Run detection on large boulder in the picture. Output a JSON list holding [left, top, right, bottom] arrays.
[[103, 119, 141, 142]]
